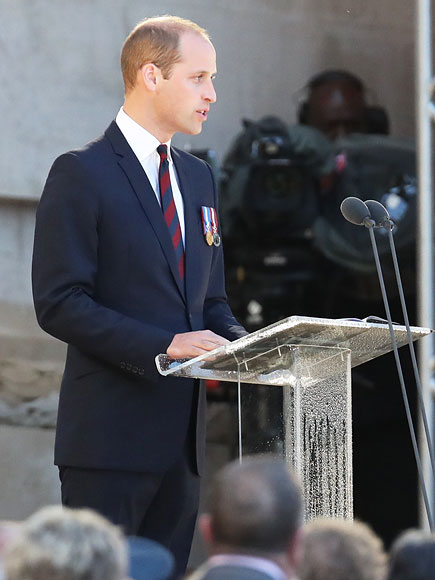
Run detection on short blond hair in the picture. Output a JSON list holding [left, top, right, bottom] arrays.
[[300, 518, 387, 580], [4, 506, 127, 580], [121, 15, 210, 91]]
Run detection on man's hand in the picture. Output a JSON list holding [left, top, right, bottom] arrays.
[[167, 330, 230, 359]]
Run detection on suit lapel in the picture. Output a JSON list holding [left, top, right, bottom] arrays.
[[104, 122, 186, 301]]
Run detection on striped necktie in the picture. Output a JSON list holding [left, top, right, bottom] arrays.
[[157, 144, 185, 280]]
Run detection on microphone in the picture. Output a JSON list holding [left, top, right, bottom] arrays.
[[365, 199, 394, 229], [340, 196, 375, 228], [341, 196, 434, 530], [365, 198, 435, 490]]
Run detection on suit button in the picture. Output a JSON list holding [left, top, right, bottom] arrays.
[[126, 363, 132, 371], [138, 369, 144, 376], [132, 366, 138, 374], [120, 362, 126, 369]]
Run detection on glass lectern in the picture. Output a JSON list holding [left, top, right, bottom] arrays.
[[156, 316, 432, 521]]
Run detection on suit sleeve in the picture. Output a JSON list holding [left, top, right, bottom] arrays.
[[32, 153, 173, 379], [202, 163, 248, 341]]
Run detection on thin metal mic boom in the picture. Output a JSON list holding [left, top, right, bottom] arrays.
[[340, 197, 434, 530], [365, 199, 435, 488]]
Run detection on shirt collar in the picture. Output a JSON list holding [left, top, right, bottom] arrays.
[[115, 107, 172, 162], [207, 554, 288, 580]]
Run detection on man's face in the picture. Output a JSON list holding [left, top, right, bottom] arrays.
[[305, 81, 366, 141], [154, 32, 217, 141]]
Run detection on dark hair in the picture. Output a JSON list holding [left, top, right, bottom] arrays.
[[298, 70, 366, 126], [207, 456, 302, 553], [306, 70, 365, 93], [388, 529, 435, 580]]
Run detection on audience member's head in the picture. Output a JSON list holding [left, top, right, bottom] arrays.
[[199, 455, 302, 573], [0, 522, 21, 555], [299, 70, 368, 141], [3, 505, 128, 580], [0, 522, 21, 580], [299, 518, 387, 580], [387, 529, 435, 580]]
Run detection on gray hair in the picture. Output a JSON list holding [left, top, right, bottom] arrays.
[[300, 518, 387, 580], [3, 506, 127, 580]]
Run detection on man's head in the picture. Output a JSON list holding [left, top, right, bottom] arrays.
[[200, 456, 302, 568], [3, 506, 127, 580], [121, 16, 210, 90], [299, 70, 367, 141], [299, 518, 387, 580], [388, 529, 435, 580], [121, 16, 217, 141]]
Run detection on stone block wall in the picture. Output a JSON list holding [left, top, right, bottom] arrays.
[[1, 0, 415, 200], [0, 0, 418, 557]]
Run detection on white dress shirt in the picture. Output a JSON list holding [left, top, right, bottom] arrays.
[[115, 107, 185, 244], [205, 554, 288, 580]]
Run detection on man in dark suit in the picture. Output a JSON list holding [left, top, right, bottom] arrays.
[[188, 456, 302, 580], [31, 15, 246, 580]]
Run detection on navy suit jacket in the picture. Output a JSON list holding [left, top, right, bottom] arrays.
[[188, 563, 282, 580], [32, 121, 245, 475]]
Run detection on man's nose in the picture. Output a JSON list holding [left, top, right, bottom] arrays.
[[203, 80, 216, 103]]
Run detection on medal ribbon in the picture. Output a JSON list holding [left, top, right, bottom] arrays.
[[210, 207, 218, 235], [201, 206, 212, 236]]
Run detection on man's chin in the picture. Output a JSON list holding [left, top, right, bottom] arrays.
[[181, 124, 203, 136]]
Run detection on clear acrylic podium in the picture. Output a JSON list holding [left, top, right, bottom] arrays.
[[156, 316, 432, 521]]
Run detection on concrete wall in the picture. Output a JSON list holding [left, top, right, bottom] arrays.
[[0, 0, 418, 551], [1, 0, 415, 202], [0, 198, 36, 305]]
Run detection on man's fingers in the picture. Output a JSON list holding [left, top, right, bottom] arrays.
[[166, 330, 230, 358], [201, 338, 227, 348]]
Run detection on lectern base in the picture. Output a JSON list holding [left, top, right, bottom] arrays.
[[236, 344, 352, 521]]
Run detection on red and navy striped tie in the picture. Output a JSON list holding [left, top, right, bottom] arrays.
[[157, 144, 185, 279]]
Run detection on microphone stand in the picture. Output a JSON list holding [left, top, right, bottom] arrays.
[[365, 222, 434, 530], [365, 198, 435, 495], [384, 219, 435, 477]]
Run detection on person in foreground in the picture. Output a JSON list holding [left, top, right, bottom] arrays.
[[299, 518, 387, 580], [3, 506, 128, 580], [2, 505, 174, 580], [187, 455, 303, 580], [31, 15, 246, 579], [387, 529, 435, 580]]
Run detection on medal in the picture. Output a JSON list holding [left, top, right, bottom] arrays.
[[201, 205, 221, 247], [210, 208, 221, 247], [201, 206, 213, 246]]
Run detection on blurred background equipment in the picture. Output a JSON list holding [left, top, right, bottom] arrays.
[[214, 110, 418, 546]]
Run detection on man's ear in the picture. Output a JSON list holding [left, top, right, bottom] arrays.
[[287, 527, 304, 570], [199, 513, 215, 547], [139, 63, 161, 91]]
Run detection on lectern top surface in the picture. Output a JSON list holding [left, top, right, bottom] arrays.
[[155, 316, 432, 383]]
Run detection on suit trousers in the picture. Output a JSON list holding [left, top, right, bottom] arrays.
[[59, 441, 200, 580]]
